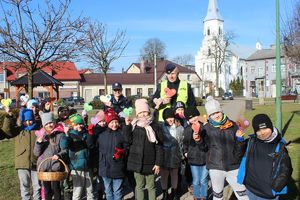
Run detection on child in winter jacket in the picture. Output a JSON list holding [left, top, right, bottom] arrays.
[[160, 108, 183, 200], [6, 108, 41, 200], [173, 101, 188, 128], [203, 96, 248, 200], [183, 107, 208, 200], [123, 98, 164, 200], [237, 114, 293, 200], [61, 113, 95, 200], [97, 109, 126, 200], [34, 112, 67, 200]]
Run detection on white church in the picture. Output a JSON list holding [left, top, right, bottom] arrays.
[[195, 0, 242, 96]]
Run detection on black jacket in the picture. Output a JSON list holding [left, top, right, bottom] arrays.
[[183, 125, 208, 166], [123, 121, 164, 175], [203, 120, 245, 171], [104, 95, 132, 114], [97, 128, 126, 179]]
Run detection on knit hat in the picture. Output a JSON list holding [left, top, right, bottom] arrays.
[[163, 108, 174, 120], [184, 106, 200, 120], [205, 96, 222, 116], [40, 112, 55, 127], [20, 108, 34, 122], [173, 101, 185, 111], [104, 109, 119, 124], [91, 110, 105, 125], [252, 114, 273, 133], [135, 98, 150, 116], [69, 114, 84, 125], [27, 99, 39, 109]]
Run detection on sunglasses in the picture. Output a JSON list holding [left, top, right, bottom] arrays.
[[113, 89, 122, 92]]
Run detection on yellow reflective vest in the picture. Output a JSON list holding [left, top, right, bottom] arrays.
[[158, 80, 188, 121]]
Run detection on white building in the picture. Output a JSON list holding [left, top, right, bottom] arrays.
[[195, 0, 241, 96]]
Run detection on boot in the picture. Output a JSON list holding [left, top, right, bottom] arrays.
[[172, 188, 180, 200], [169, 188, 176, 200], [162, 189, 168, 200]]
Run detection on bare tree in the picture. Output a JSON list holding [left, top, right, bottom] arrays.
[[140, 38, 166, 62], [172, 54, 194, 66], [84, 22, 128, 93], [283, 1, 300, 65], [0, 0, 86, 98], [208, 31, 235, 96]]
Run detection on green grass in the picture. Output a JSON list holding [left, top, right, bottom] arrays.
[[0, 103, 299, 199]]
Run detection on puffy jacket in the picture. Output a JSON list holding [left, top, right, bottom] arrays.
[[203, 120, 245, 171], [34, 125, 67, 172], [183, 125, 208, 166], [123, 121, 164, 175], [97, 128, 125, 179], [61, 129, 92, 171], [237, 133, 293, 198], [161, 124, 183, 169]]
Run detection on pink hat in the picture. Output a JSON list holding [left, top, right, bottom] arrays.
[[135, 98, 150, 116], [91, 110, 105, 125]]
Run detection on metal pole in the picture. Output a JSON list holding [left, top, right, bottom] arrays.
[[275, 0, 282, 131], [154, 54, 157, 91]]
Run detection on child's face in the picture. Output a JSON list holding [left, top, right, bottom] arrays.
[[256, 128, 273, 140], [165, 117, 175, 126], [108, 120, 119, 131], [73, 123, 84, 132], [97, 120, 106, 127], [175, 108, 184, 116], [209, 111, 223, 122], [137, 111, 150, 119], [44, 122, 55, 134]]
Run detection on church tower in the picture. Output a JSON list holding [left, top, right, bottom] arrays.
[[195, 0, 227, 96]]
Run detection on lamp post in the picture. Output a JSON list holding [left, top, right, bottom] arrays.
[[275, 0, 282, 131]]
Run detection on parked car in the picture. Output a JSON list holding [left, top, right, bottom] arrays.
[[222, 92, 234, 100], [70, 96, 85, 105], [62, 97, 75, 107]]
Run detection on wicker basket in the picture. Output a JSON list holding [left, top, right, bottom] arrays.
[[37, 157, 69, 181]]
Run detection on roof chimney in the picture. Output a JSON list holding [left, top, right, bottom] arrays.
[[140, 58, 145, 73]]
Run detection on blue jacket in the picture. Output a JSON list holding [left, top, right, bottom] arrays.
[[237, 134, 292, 197]]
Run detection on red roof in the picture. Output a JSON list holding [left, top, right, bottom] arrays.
[[0, 61, 81, 81]]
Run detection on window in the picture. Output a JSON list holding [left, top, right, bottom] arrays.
[[271, 64, 276, 72], [148, 88, 153, 97], [207, 28, 210, 36], [250, 66, 255, 74], [219, 27, 222, 35], [125, 88, 131, 97], [281, 64, 286, 72], [187, 75, 191, 81], [258, 67, 264, 77], [208, 48, 211, 56], [38, 92, 50, 99], [207, 65, 209, 72], [0, 74, 3, 82], [137, 88, 143, 96], [99, 89, 105, 95]]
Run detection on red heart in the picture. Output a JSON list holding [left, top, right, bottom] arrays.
[[164, 87, 176, 98]]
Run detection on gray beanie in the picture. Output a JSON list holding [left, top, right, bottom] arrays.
[[40, 112, 55, 127], [205, 96, 222, 116]]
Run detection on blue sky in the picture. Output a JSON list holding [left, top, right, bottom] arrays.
[[71, 0, 296, 72]]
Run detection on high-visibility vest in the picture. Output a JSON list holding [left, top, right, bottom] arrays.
[[158, 80, 188, 121]]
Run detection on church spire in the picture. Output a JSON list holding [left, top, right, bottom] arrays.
[[204, 0, 223, 22]]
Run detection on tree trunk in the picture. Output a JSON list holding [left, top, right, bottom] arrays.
[[216, 67, 219, 97], [28, 68, 33, 99], [104, 72, 107, 94]]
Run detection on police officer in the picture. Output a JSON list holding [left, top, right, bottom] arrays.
[[152, 63, 196, 122]]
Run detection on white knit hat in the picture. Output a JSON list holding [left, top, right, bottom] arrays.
[[205, 96, 222, 116]]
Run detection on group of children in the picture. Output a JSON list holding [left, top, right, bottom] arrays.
[[0, 94, 293, 200]]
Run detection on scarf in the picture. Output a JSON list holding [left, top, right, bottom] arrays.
[[208, 114, 233, 130], [131, 116, 157, 143], [264, 128, 278, 143]]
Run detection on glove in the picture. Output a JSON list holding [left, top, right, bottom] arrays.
[[113, 147, 125, 160], [88, 124, 94, 135]]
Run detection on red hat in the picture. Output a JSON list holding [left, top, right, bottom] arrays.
[[104, 109, 119, 124]]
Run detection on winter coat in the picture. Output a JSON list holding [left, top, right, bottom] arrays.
[[237, 132, 293, 198], [2, 114, 40, 170], [161, 124, 183, 169], [97, 128, 126, 179], [104, 95, 132, 115], [183, 125, 208, 166], [123, 121, 164, 175], [60, 129, 92, 171], [34, 124, 67, 172], [203, 120, 245, 171]]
